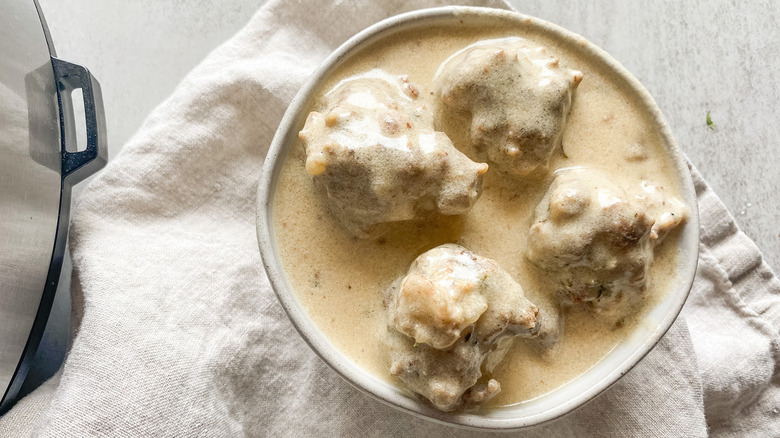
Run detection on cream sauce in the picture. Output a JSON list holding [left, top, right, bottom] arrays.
[[272, 23, 682, 408]]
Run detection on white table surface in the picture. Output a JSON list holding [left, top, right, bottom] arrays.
[[38, 0, 779, 267]]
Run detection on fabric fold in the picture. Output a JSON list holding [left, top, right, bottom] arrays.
[[682, 168, 780, 437]]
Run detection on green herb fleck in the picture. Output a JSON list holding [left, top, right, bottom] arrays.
[[561, 141, 569, 159], [706, 111, 716, 130]]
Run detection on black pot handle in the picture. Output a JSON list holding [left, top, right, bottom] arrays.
[[52, 57, 107, 185]]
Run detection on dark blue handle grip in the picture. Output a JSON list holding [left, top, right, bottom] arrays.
[[52, 57, 107, 184]]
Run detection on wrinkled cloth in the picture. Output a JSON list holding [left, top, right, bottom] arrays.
[[2, 0, 779, 436]]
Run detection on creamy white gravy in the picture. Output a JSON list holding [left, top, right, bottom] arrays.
[[272, 23, 682, 408]]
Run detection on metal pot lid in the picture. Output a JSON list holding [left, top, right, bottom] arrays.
[[0, 0, 107, 411]]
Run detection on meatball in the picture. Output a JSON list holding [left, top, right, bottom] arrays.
[[434, 38, 582, 179], [526, 168, 688, 315], [298, 70, 488, 238], [386, 331, 503, 411], [637, 180, 688, 243], [385, 244, 541, 410]]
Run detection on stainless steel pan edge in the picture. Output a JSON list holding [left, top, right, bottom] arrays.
[[0, 0, 107, 414]]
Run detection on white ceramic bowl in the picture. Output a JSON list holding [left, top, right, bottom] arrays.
[[256, 6, 699, 431]]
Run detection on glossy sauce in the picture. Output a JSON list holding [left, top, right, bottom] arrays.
[[272, 23, 682, 407]]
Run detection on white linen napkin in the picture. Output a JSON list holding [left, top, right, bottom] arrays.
[[2, 0, 778, 436]]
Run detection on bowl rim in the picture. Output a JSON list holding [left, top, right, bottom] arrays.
[[256, 5, 700, 431]]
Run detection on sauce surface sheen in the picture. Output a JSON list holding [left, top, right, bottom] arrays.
[[272, 23, 681, 407]]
